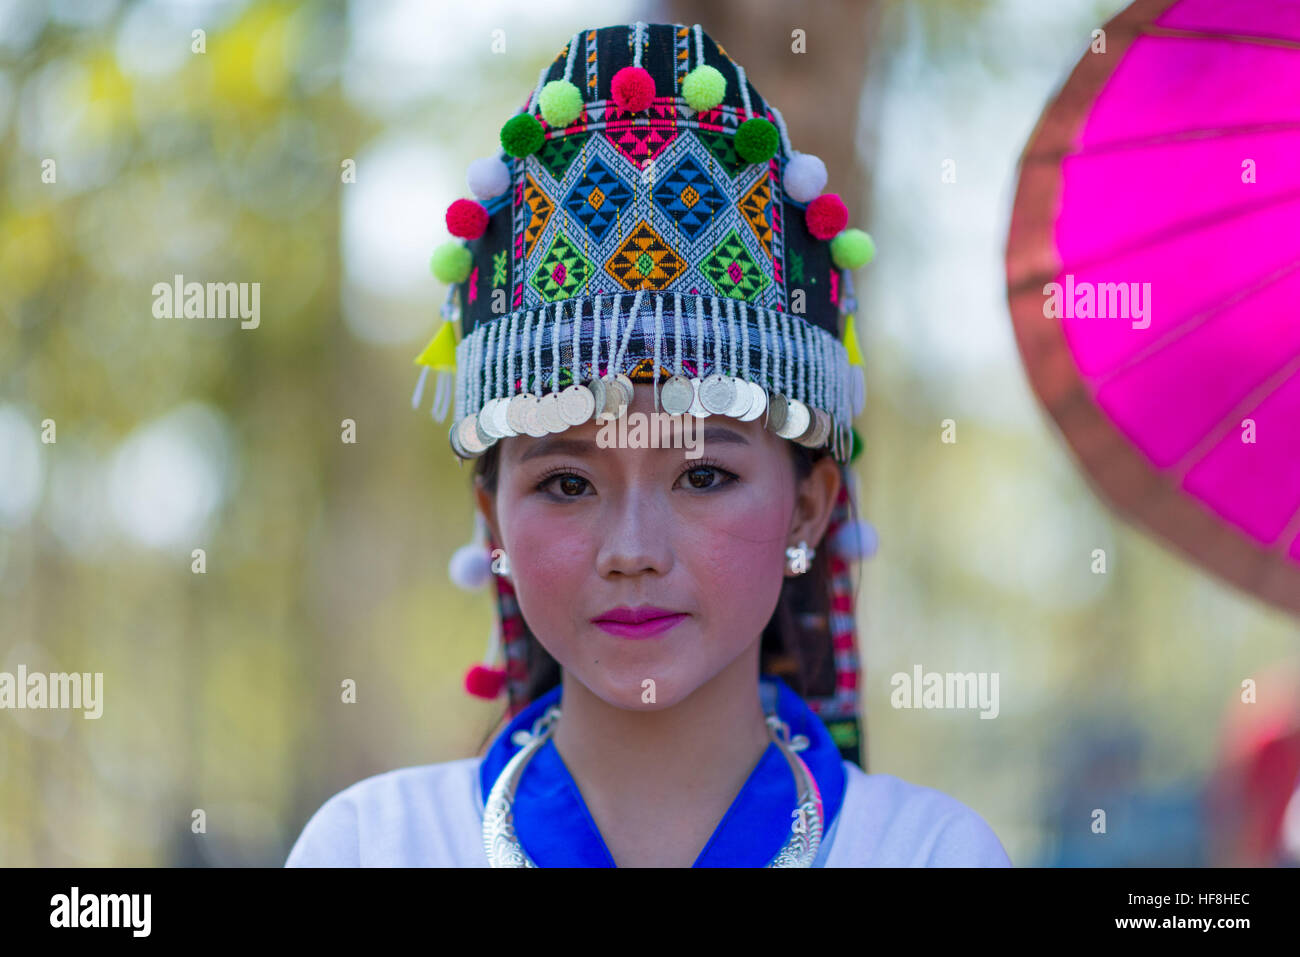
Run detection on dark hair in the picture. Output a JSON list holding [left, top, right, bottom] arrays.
[[471, 430, 854, 743]]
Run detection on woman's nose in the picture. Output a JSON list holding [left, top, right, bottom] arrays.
[[593, 485, 674, 578]]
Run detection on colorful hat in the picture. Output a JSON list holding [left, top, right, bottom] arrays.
[[417, 23, 878, 763]]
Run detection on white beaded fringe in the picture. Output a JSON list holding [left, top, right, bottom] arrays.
[[449, 293, 857, 457]]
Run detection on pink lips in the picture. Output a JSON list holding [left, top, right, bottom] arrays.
[[591, 605, 688, 639]]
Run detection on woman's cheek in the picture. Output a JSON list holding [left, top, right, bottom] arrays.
[[505, 509, 591, 599], [683, 512, 787, 615]]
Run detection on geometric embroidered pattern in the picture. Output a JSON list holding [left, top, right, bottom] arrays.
[[604, 111, 678, 168], [492, 249, 508, 287], [535, 134, 582, 181], [738, 174, 773, 259], [564, 157, 632, 242], [788, 248, 805, 284], [531, 232, 592, 302], [701, 228, 770, 301], [604, 220, 687, 291], [523, 174, 554, 258], [652, 155, 725, 240], [696, 128, 748, 177]]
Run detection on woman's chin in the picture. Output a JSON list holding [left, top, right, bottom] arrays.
[[571, 659, 698, 712]]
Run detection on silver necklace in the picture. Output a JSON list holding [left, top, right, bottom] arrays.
[[482, 705, 824, 867]]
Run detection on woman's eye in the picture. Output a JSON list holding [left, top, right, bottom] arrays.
[[677, 465, 736, 491], [540, 473, 591, 497], [538, 464, 736, 497]]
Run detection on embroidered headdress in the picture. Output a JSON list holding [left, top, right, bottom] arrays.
[[417, 23, 877, 763]]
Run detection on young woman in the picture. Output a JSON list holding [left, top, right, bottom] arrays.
[[286, 22, 1011, 868]]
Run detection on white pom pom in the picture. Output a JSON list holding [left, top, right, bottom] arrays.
[[466, 156, 511, 201], [449, 542, 492, 589], [784, 152, 827, 203], [832, 519, 878, 561]]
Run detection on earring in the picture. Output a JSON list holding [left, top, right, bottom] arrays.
[[491, 548, 511, 577], [785, 540, 815, 575]]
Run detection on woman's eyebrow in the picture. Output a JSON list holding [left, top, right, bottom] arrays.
[[701, 427, 749, 446], [518, 424, 750, 462], [520, 437, 594, 462]]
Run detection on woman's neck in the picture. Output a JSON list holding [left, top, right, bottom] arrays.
[[549, 644, 773, 866]]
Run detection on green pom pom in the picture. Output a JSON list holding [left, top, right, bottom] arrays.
[[830, 229, 875, 270], [430, 242, 472, 283], [682, 65, 726, 111], [500, 113, 544, 157], [734, 117, 779, 164], [538, 80, 584, 128]]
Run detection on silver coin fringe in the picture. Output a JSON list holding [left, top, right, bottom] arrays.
[[451, 293, 856, 462]]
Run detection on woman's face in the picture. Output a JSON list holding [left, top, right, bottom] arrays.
[[476, 386, 841, 711]]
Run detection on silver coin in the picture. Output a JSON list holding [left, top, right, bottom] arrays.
[[479, 399, 504, 439], [766, 392, 788, 433], [793, 408, 821, 446], [698, 374, 737, 414], [537, 392, 566, 433], [558, 384, 596, 425], [458, 414, 489, 456], [739, 382, 766, 422], [491, 396, 516, 437], [449, 421, 467, 458], [506, 393, 536, 434], [660, 375, 695, 415], [686, 377, 707, 418], [600, 374, 627, 418], [614, 373, 635, 405], [777, 398, 811, 440], [588, 377, 611, 421], [801, 408, 832, 448], [521, 397, 549, 437], [724, 378, 754, 419]]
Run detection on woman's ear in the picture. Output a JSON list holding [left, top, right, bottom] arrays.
[[788, 455, 842, 553], [473, 478, 502, 548]]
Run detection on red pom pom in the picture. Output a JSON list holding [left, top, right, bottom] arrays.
[[446, 199, 489, 240], [611, 66, 655, 113], [464, 664, 507, 699], [806, 194, 849, 240]]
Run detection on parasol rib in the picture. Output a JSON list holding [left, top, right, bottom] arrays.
[[1009, 185, 1300, 294], [1025, 121, 1300, 163], [1138, 24, 1300, 52], [1091, 258, 1300, 388], [1165, 351, 1300, 483]]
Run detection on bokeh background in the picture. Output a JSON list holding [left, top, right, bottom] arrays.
[[2, 0, 1298, 866]]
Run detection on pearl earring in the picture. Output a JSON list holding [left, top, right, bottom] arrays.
[[785, 540, 815, 575]]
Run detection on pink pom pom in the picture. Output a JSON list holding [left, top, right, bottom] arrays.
[[611, 66, 655, 113], [806, 194, 849, 240], [446, 199, 489, 240], [464, 664, 507, 699]]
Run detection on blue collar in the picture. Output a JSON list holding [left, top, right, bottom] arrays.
[[478, 676, 846, 867]]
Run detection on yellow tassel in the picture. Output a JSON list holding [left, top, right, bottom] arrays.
[[414, 320, 458, 371], [843, 313, 864, 367]]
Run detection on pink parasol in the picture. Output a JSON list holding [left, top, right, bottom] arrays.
[[1006, 0, 1300, 616]]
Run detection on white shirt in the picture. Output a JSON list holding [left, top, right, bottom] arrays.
[[285, 756, 1012, 867]]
